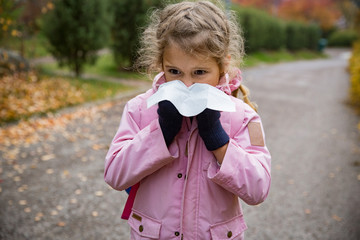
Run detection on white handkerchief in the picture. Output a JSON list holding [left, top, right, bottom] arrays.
[[147, 80, 235, 117]]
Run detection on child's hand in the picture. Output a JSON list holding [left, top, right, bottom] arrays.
[[196, 109, 229, 151], [157, 100, 183, 146]]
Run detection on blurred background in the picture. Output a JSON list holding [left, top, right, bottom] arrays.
[[0, 0, 359, 239]]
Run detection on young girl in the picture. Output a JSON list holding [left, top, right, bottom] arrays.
[[104, 1, 271, 239]]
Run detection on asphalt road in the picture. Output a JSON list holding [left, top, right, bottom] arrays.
[[0, 48, 359, 240], [242, 48, 360, 240]]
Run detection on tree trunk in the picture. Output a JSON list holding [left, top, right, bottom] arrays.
[[74, 61, 81, 78]]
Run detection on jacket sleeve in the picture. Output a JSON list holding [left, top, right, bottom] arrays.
[[104, 98, 179, 191], [207, 103, 271, 205]]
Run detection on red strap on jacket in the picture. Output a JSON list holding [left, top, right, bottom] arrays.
[[121, 182, 140, 220]]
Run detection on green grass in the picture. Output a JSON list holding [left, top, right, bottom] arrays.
[[39, 53, 147, 80], [68, 76, 133, 102], [243, 49, 328, 67], [0, 34, 50, 59], [83, 53, 146, 80]]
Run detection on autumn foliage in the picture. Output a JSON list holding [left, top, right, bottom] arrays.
[[0, 72, 84, 124], [234, 0, 341, 30], [349, 41, 360, 109]]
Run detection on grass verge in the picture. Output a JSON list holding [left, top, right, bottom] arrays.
[[39, 53, 147, 80], [0, 71, 132, 125], [243, 49, 328, 67], [0, 34, 50, 59]]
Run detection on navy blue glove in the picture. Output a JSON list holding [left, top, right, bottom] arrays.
[[196, 109, 229, 151], [157, 100, 183, 146]]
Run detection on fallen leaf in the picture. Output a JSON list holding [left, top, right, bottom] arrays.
[[35, 212, 44, 221], [51, 210, 58, 216], [305, 209, 311, 214], [92, 144, 101, 150], [46, 169, 54, 174], [42, 154, 55, 161], [332, 214, 342, 222], [19, 200, 27, 205], [66, 136, 76, 142], [18, 185, 28, 192], [62, 170, 70, 179], [75, 189, 81, 195], [95, 191, 104, 197], [13, 176, 21, 182], [57, 221, 66, 227], [24, 207, 31, 213], [36, 212, 44, 217], [77, 173, 87, 182], [70, 198, 77, 204], [92, 211, 98, 217]]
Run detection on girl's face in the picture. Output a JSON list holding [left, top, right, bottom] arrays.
[[162, 43, 222, 87]]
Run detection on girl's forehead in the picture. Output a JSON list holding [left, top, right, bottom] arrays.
[[163, 43, 219, 70], [164, 43, 213, 63]]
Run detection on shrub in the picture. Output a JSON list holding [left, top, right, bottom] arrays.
[[233, 6, 320, 53], [111, 0, 162, 68], [306, 24, 322, 50], [328, 30, 358, 47], [349, 41, 360, 109], [233, 6, 286, 53], [42, 0, 111, 77], [285, 21, 307, 50]]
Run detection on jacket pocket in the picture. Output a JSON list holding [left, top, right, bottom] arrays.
[[128, 210, 162, 239], [210, 215, 247, 240]]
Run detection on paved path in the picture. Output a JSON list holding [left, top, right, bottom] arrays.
[[0, 49, 359, 239], [242, 48, 360, 240]]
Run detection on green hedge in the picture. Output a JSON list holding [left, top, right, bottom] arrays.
[[233, 6, 286, 52], [328, 30, 358, 47], [306, 23, 322, 50], [233, 6, 321, 53]]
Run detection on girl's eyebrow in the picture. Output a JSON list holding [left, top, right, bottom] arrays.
[[165, 65, 211, 69], [164, 65, 178, 69], [192, 66, 212, 70]]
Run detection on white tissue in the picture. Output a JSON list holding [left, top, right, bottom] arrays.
[[147, 80, 235, 117]]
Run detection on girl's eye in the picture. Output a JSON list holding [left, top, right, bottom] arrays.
[[169, 69, 181, 75], [194, 70, 206, 75]]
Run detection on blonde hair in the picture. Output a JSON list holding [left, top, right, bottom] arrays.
[[136, 0, 257, 111]]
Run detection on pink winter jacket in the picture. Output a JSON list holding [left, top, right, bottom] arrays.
[[104, 75, 271, 240]]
